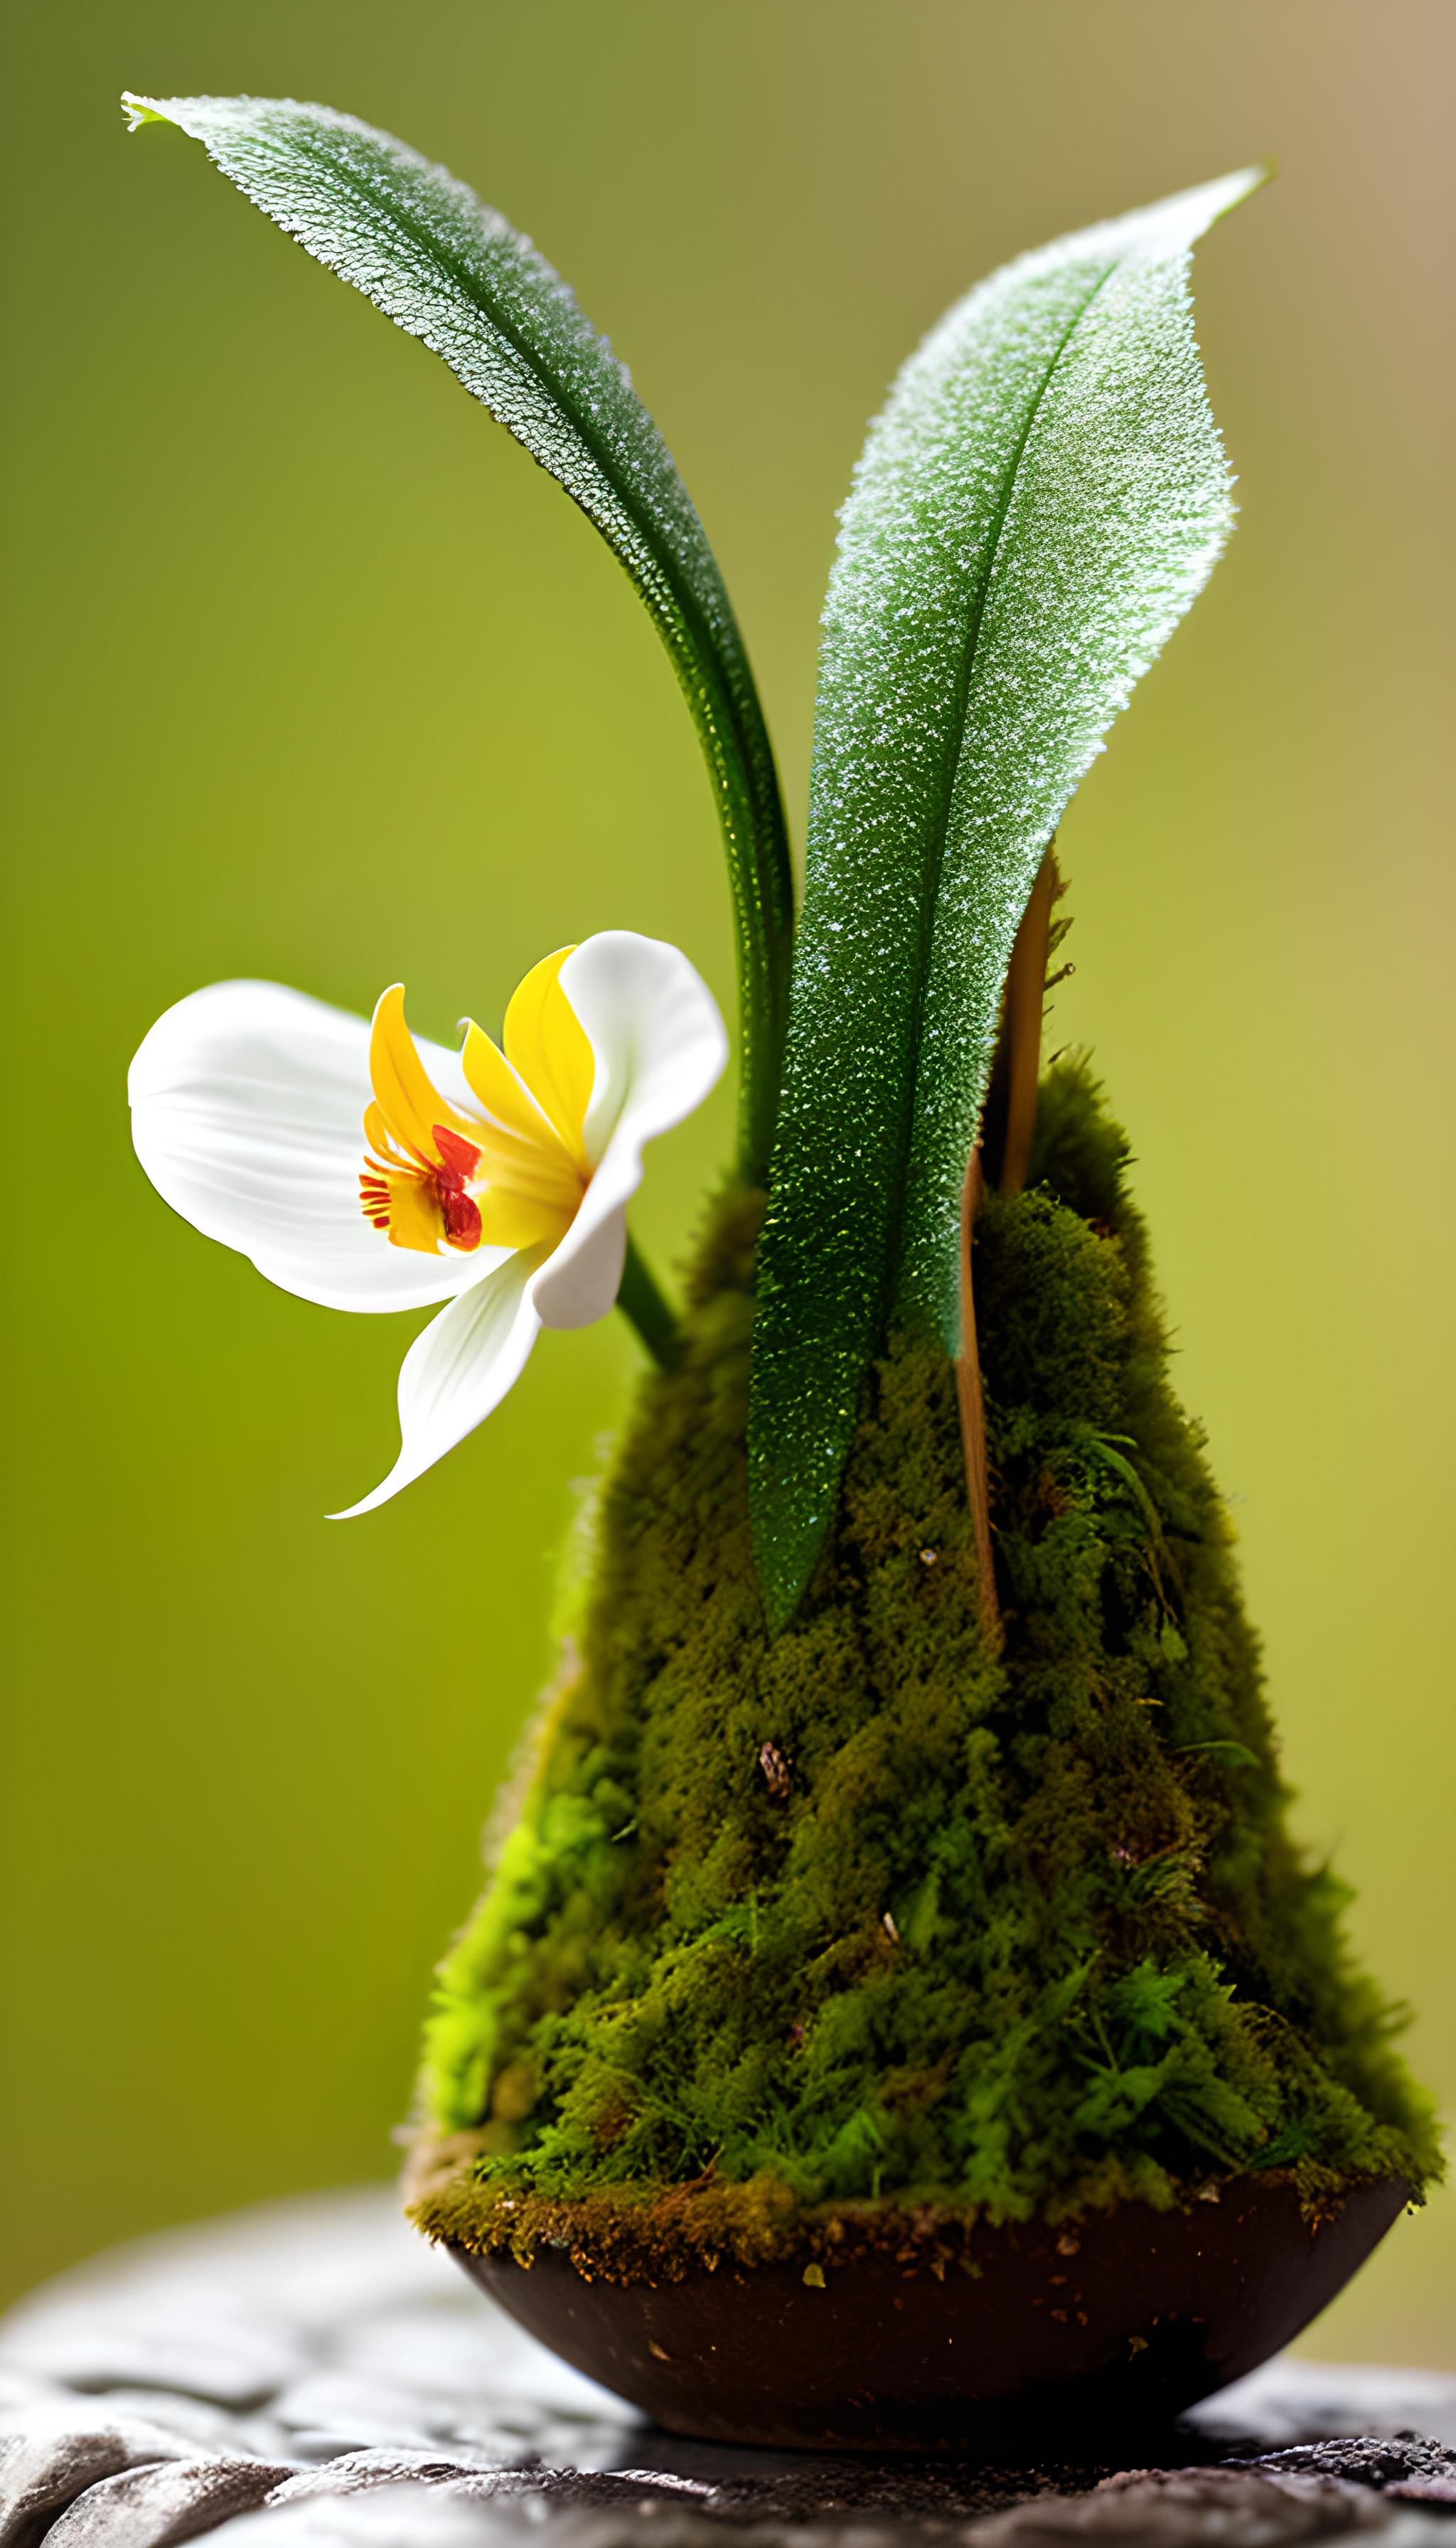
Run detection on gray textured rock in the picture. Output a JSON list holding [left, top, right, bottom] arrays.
[[962, 2467, 1396, 2541], [43, 2461, 298, 2548], [1191, 2361, 1456, 2454], [2, 2192, 1452, 2544], [0, 2402, 199, 2548]]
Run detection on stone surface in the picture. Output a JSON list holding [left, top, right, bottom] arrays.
[[1, 2190, 1452, 2544]]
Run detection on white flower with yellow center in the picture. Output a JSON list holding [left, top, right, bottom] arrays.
[[129, 932, 726, 1514]]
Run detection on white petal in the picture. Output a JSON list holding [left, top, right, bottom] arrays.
[[332, 1249, 544, 1516], [531, 933, 727, 1331], [129, 980, 500, 1313]]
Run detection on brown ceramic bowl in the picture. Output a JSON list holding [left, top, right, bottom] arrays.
[[451, 2176, 1406, 2451]]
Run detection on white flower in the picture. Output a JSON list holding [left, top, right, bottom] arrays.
[[129, 932, 727, 1514]]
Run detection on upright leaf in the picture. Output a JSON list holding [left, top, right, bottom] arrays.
[[122, 93, 793, 1176], [749, 169, 1263, 1630]]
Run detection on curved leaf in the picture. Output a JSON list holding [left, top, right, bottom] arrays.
[[749, 169, 1264, 1630], [122, 92, 793, 1176]]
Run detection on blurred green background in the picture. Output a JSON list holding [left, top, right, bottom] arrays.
[[3, 0, 1452, 2361]]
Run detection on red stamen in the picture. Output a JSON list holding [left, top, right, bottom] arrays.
[[434, 1124, 482, 1180], [359, 1125, 483, 1252], [439, 1188, 483, 1251], [360, 1172, 393, 1228]]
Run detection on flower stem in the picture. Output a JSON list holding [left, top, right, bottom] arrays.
[[616, 1232, 683, 1371], [956, 1147, 1002, 1645], [981, 844, 1059, 1194]]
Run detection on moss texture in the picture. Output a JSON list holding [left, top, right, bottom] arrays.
[[411, 1061, 1437, 2274]]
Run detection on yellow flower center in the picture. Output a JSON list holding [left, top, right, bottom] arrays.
[[358, 949, 593, 1257]]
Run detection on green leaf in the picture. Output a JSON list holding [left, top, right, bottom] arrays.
[[122, 92, 793, 1177], [749, 169, 1264, 1629]]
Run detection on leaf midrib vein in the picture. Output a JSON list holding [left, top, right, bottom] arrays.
[[885, 255, 1123, 1320]]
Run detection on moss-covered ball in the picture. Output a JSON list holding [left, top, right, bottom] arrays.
[[410, 1061, 1437, 2276]]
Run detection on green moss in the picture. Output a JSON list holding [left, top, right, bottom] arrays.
[[412, 1060, 1438, 2272]]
